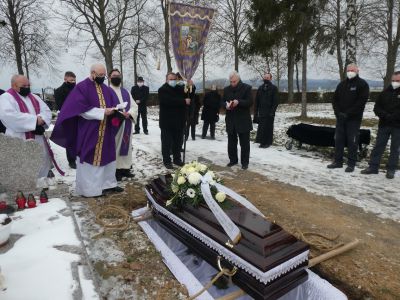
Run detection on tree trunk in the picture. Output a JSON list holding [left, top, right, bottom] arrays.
[[295, 62, 300, 93], [23, 41, 29, 79], [161, 0, 172, 72], [7, 0, 24, 74], [301, 41, 308, 118], [383, 0, 400, 88], [104, 46, 114, 74], [345, 0, 357, 65], [287, 48, 295, 104], [336, 0, 345, 81], [119, 39, 123, 87], [276, 47, 280, 90], [133, 47, 138, 83], [202, 51, 206, 96]]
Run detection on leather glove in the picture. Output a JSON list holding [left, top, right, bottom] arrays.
[[33, 125, 45, 135]]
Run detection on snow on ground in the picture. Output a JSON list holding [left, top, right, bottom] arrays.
[[0, 199, 98, 300], [49, 102, 400, 222]]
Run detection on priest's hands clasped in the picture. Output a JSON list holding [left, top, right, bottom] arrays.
[[36, 116, 45, 125]]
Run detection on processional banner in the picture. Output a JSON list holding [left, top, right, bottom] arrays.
[[169, 2, 215, 80]]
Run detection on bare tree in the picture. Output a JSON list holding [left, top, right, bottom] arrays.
[[159, 0, 172, 72], [368, 0, 400, 87], [345, 0, 357, 64], [212, 0, 249, 72], [0, 0, 56, 76], [60, 0, 143, 71]]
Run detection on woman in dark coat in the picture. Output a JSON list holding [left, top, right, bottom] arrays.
[[201, 85, 221, 139], [186, 93, 201, 140]]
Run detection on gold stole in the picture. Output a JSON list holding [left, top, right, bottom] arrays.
[[93, 83, 107, 166]]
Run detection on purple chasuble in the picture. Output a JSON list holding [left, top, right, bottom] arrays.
[[50, 78, 119, 166], [119, 88, 132, 156]]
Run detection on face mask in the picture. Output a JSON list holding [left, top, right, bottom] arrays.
[[19, 87, 31, 97], [392, 81, 400, 89], [94, 76, 105, 85], [111, 77, 122, 86], [168, 80, 177, 88], [347, 71, 357, 79], [137, 82, 144, 87], [66, 82, 76, 89], [263, 79, 270, 84]]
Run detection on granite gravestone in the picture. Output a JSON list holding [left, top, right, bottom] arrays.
[[0, 134, 42, 194]]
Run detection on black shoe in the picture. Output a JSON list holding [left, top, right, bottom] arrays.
[[242, 164, 248, 170], [116, 174, 123, 182], [103, 186, 124, 193], [69, 162, 77, 169], [211, 136, 215, 140], [361, 167, 378, 175], [173, 160, 184, 167], [226, 161, 238, 167], [386, 170, 395, 179], [164, 163, 174, 169], [327, 162, 343, 169], [121, 169, 134, 178], [201, 136, 206, 139], [345, 166, 354, 173], [144, 131, 149, 135], [259, 144, 270, 148], [192, 137, 195, 141]]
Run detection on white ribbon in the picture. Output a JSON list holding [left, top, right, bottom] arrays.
[[199, 173, 265, 244]]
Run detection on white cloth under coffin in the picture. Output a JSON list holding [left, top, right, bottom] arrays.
[[132, 207, 348, 300]]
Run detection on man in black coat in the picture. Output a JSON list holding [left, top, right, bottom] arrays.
[[361, 71, 400, 179], [201, 84, 221, 139], [158, 72, 191, 169], [254, 73, 279, 148], [0, 88, 5, 133], [54, 71, 76, 111], [223, 71, 253, 170], [54, 71, 77, 169], [327, 64, 370, 172], [131, 76, 149, 134]]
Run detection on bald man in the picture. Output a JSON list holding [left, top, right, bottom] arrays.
[[0, 75, 52, 181], [51, 63, 123, 197]]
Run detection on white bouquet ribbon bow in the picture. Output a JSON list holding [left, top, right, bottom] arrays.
[[200, 174, 265, 245]]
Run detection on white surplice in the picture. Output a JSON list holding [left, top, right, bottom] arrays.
[[74, 107, 118, 197], [0, 91, 52, 179], [110, 85, 138, 170]]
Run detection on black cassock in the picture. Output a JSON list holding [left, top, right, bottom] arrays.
[[254, 81, 279, 146]]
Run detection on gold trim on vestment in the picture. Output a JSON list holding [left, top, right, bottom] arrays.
[[93, 83, 107, 166]]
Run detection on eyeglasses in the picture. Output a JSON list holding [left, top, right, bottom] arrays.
[[94, 72, 107, 78]]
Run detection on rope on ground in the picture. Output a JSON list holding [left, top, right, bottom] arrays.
[[293, 229, 344, 252]]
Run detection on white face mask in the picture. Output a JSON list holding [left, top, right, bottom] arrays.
[[137, 82, 144, 87], [347, 71, 357, 79], [392, 81, 400, 89]]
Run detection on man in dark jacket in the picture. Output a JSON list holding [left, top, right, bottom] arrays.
[[0, 88, 5, 133], [361, 71, 400, 179], [158, 72, 191, 169], [327, 64, 370, 172], [223, 71, 253, 170], [54, 71, 77, 169], [131, 76, 149, 134], [54, 71, 76, 111], [254, 72, 279, 148], [201, 84, 221, 139]]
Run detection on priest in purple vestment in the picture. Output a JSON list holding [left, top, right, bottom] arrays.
[[51, 63, 124, 197]]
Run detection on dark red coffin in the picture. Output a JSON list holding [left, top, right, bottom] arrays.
[[145, 175, 309, 300]]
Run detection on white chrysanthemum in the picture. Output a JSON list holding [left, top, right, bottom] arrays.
[[186, 188, 196, 198], [188, 172, 202, 185], [186, 167, 196, 175], [177, 176, 186, 185], [206, 171, 215, 179], [171, 184, 179, 193], [215, 192, 226, 203], [198, 164, 207, 172], [166, 199, 173, 206]]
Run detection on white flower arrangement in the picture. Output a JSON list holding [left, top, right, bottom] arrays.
[[167, 161, 225, 208]]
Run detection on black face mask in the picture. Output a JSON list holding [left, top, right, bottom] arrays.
[[19, 87, 31, 96], [111, 77, 122, 86], [66, 82, 76, 89], [263, 79, 270, 85], [94, 76, 105, 85]]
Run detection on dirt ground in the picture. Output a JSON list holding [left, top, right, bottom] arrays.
[[78, 166, 400, 300]]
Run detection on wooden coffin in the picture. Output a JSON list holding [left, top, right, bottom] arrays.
[[145, 175, 309, 300]]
